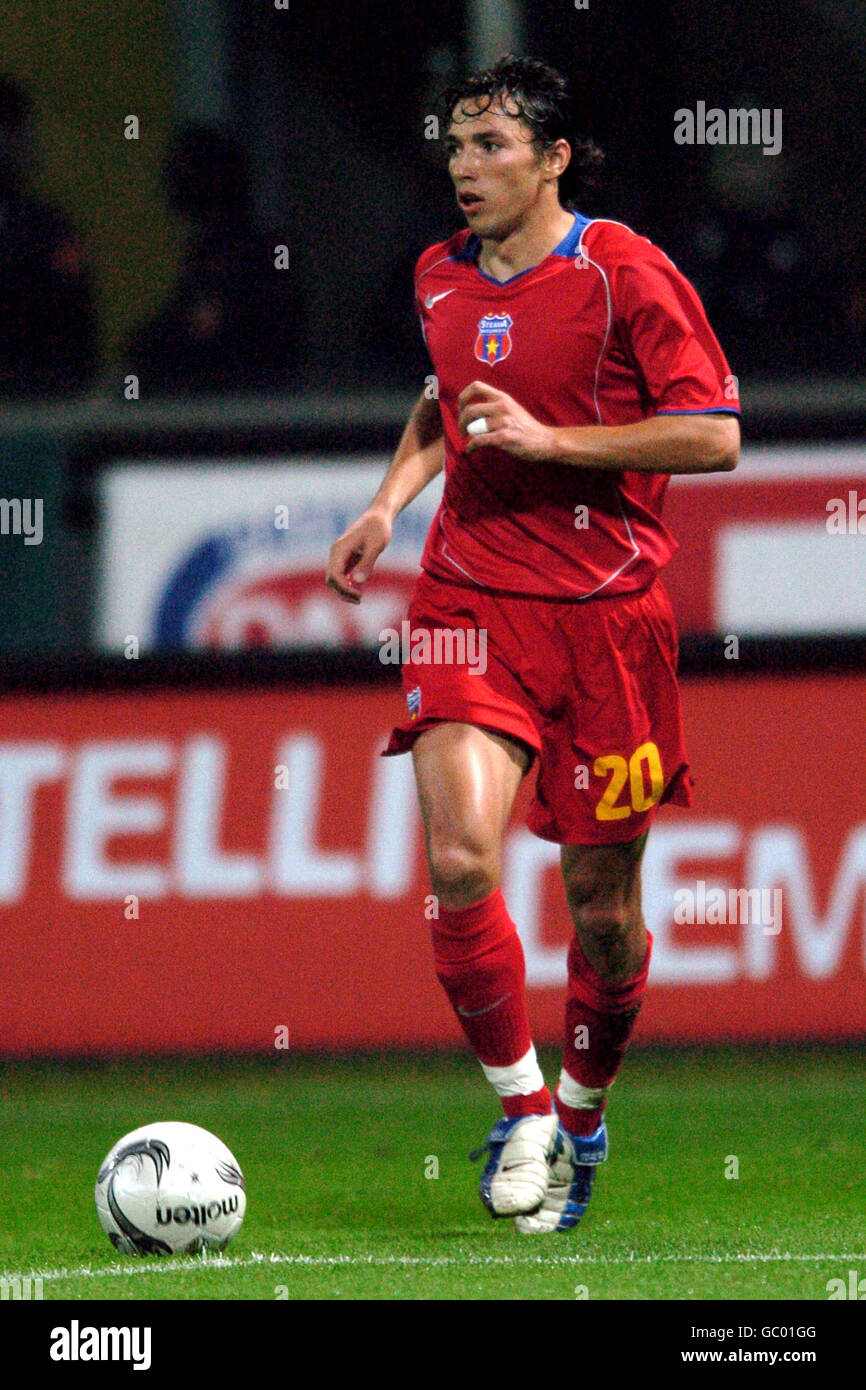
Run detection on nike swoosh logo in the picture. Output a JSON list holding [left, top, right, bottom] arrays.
[[425, 289, 457, 309], [456, 993, 510, 1019]]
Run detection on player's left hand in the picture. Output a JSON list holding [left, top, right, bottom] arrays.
[[458, 381, 555, 461]]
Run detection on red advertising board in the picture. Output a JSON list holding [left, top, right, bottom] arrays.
[[0, 673, 864, 1054]]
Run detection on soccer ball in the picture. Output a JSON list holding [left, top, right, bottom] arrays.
[[95, 1121, 246, 1256]]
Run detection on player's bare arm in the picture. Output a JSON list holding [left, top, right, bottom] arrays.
[[458, 379, 740, 473], [325, 389, 444, 603]]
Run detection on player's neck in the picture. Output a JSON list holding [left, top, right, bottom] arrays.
[[476, 203, 575, 282]]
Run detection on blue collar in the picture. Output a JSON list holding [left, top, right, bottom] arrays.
[[457, 211, 591, 285]]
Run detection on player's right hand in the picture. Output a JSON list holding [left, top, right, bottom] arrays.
[[325, 508, 392, 604]]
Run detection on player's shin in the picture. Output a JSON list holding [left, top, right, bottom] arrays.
[[556, 930, 653, 1135], [431, 888, 551, 1117]]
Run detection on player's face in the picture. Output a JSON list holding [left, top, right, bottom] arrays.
[[444, 97, 552, 239]]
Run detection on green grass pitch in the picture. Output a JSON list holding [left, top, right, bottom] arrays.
[[1, 1046, 863, 1301]]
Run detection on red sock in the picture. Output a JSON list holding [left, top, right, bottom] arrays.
[[557, 931, 652, 1136], [432, 888, 551, 1117]]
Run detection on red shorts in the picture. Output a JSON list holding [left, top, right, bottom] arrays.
[[383, 570, 693, 845]]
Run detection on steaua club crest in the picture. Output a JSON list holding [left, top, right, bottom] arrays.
[[474, 313, 513, 365]]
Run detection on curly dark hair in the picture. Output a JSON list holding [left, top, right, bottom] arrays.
[[436, 54, 604, 209]]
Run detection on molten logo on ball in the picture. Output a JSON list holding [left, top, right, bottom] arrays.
[[94, 1122, 246, 1256]]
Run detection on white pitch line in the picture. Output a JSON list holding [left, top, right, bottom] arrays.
[[4, 1249, 865, 1285]]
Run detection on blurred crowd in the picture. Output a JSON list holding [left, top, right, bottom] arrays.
[[0, 75, 96, 396], [0, 74, 304, 400], [0, 68, 862, 400], [124, 124, 303, 396]]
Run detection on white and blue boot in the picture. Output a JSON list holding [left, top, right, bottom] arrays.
[[514, 1118, 608, 1233], [470, 1113, 559, 1218]]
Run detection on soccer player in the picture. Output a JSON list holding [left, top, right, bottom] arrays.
[[326, 55, 740, 1233]]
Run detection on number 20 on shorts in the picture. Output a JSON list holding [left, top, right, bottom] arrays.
[[592, 741, 664, 821]]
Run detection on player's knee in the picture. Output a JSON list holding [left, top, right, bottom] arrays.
[[426, 839, 498, 910], [562, 872, 637, 945], [572, 910, 636, 970], [563, 873, 645, 981]]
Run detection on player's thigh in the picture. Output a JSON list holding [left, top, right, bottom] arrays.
[[560, 830, 649, 916], [411, 720, 531, 858]]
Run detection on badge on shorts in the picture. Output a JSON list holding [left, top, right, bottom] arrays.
[[407, 685, 422, 719], [474, 313, 513, 365]]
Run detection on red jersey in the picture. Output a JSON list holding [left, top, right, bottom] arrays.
[[415, 213, 740, 599]]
